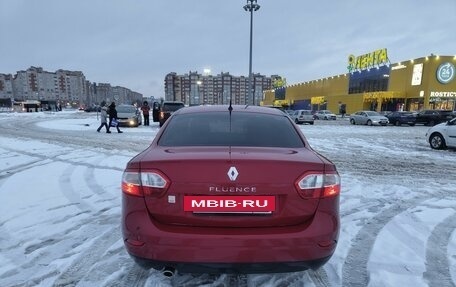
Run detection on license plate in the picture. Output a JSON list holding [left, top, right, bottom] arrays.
[[184, 195, 275, 213]]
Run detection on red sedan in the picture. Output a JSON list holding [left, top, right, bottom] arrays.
[[121, 105, 340, 274]]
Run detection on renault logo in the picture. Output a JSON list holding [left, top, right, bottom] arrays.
[[227, 167, 239, 181]]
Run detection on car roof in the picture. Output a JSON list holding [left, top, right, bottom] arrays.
[[176, 105, 287, 116]]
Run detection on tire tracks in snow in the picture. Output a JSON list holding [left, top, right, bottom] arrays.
[[52, 227, 121, 287], [423, 211, 456, 287], [342, 196, 427, 286], [0, 211, 119, 286], [108, 265, 151, 287], [59, 164, 94, 212], [0, 159, 47, 180], [0, 145, 124, 172], [0, 147, 123, 286], [342, 194, 456, 287]]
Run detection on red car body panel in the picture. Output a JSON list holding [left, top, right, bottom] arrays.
[[121, 105, 340, 273], [122, 195, 339, 261]]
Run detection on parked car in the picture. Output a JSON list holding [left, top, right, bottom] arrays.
[[426, 117, 456, 149], [159, 101, 185, 127], [349, 111, 389, 126], [121, 105, 340, 274], [291, 109, 314, 125], [314, 110, 337, 120], [415, 109, 454, 126], [116, 104, 142, 127], [386, 111, 416, 126]]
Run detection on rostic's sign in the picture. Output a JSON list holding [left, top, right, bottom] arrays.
[[436, 62, 455, 84], [430, 91, 456, 98], [348, 48, 389, 72]]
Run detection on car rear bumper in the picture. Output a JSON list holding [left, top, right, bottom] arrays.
[[131, 254, 332, 274], [122, 194, 339, 273], [297, 120, 314, 124]]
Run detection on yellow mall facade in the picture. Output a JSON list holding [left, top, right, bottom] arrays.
[[263, 51, 456, 115]]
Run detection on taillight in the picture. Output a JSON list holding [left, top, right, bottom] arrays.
[[122, 172, 142, 196], [121, 170, 170, 197], [159, 111, 164, 119], [294, 172, 341, 199]]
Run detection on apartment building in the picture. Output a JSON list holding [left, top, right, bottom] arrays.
[[0, 66, 142, 108], [164, 71, 281, 105], [0, 74, 14, 99]]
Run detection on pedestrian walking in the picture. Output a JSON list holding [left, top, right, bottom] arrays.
[[96, 102, 111, 133], [340, 103, 346, 118], [107, 102, 123, 133], [141, 101, 150, 126]]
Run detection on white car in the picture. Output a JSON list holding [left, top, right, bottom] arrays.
[[349, 111, 389, 126], [291, 110, 314, 125], [116, 104, 142, 127], [314, 110, 337, 120], [426, 117, 456, 149]]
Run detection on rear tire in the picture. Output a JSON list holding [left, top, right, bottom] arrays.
[[350, 119, 355, 125], [395, 120, 401, 126], [429, 133, 446, 149]]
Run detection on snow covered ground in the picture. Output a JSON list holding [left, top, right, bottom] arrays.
[[0, 110, 455, 287]]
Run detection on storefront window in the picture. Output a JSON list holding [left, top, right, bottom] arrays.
[[348, 65, 390, 94], [429, 98, 455, 110]]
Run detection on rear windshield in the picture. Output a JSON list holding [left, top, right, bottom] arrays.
[[162, 103, 185, 112], [158, 112, 305, 148]]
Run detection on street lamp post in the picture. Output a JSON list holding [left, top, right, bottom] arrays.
[[196, 80, 202, 105], [244, 0, 260, 105]]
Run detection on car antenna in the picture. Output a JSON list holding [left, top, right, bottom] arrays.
[[228, 99, 233, 133], [228, 99, 233, 155], [228, 99, 233, 115]]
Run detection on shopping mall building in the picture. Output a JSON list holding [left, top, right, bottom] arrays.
[[262, 49, 456, 114]]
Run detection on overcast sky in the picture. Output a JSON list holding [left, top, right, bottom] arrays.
[[1, 0, 455, 98]]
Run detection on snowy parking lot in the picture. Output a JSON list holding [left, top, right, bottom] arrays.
[[0, 110, 455, 287]]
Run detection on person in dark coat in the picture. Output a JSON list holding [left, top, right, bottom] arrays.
[[107, 102, 123, 133]]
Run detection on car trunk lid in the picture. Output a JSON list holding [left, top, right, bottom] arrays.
[[139, 146, 325, 228]]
